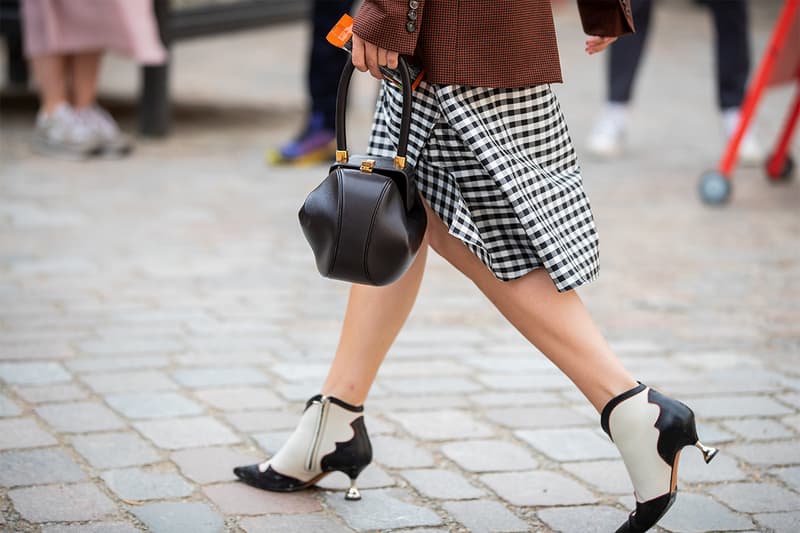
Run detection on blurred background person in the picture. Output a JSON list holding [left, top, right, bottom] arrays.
[[22, 0, 166, 160], [268, 0, 355, 165], [587, 0, 763, 163]]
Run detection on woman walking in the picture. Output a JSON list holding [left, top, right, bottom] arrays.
[[235, 1, 718, 531]]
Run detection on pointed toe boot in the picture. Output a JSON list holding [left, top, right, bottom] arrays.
[[602, 383, 718, 533], [234, 394, 371, 500]]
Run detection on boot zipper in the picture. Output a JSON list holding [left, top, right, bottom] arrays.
[[305, 395, 330, 472]]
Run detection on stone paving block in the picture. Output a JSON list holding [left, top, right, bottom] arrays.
[[400, 468, 485, 499], [386, 410, 495, 441], [778, 393, 800, 410], [771, 466, 800, 492], [695, 423, 737, 445], [41, 522, 141, 533], [66, 356, 170, 373], [753, 511, 800, 532], [36, 401, 126, 433], [381, 377, 482, 395], [687, 395, 793, 418], [372, 436, 436, 468], [9, 482, 117, 522], [0, 393, 22, 416], [463, 355, 551, 373], [270, 362, 331, 381], [276, 383, 326, 402], [782, 414, 800, 432], [515, 428, 619, 461], [443, 500, 528, 532], [105, 391, 204, 419], [720, 417, 795, 441], [477, 372, 572, 391], [240, 513, 353, 533], [171, 367, 270, 388], [79, 337, 184, 356], [171, 446, 262, 484], [537, 505, 630, 533], [440, 439, 538, 472], [102, 467, 194, 501], [317, 464, 396, 491], [480, 471, 597, 506], [252, 430, 293, 455], [324, 488, 443, 531], [81, 370, 178, 393], [193, 386, 281, 410], [677, 449, 748, 483], [727, 441, 800, 466], [470, 391, 563, 407], [134, 417, 240, 449], [13, 383, 88, 403], [203, 481, 322, 514], [71, 431, 161, 469], [370, 393, 471, 411], [0, 448, 86, 486], [714, 482, 800, 513], [657, 492, 755, 532], [131, 502, 224, 533], [561, 460, 630, 494], [0, 362, 70, 385], [225, 410, 299, 432], [379, 360, 471, 377], [482, 406, 593, 429], [0, 418, 57, 449]]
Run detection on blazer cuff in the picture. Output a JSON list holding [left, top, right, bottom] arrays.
[[353, 0, 425, 56], [577, 0, 635, 37]]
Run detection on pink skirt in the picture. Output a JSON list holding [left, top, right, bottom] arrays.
[[22, 0, 166, 64]]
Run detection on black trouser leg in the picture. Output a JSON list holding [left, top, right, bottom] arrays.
[[706, 0, 750, 110], [608, 0, 654, 104], [308, 0, 355, 130]]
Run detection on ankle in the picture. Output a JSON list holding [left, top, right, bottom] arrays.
[[319, 387, 366, 408]]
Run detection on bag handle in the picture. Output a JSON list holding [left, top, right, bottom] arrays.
[[335, 56, 413, 171]]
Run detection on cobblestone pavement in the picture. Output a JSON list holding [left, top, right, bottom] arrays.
[[1, 2, 799, 532]]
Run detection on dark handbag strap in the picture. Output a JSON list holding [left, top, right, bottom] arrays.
[[335, 56, 413, 170]]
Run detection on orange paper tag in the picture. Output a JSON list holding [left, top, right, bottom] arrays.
[[326, 14, 354, 49]]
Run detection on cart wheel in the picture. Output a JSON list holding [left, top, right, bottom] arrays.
[[766, 155, 795, 182], [699, 171, 732, 205]]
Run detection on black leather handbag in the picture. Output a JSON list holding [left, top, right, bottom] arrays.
[[298, 57, 427, 286]]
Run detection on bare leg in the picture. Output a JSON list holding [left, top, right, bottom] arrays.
[[69, 52, 102, 109], [29, 55, 69, 114], [424, 205, 636, 412], [320, 238, 429, 405]]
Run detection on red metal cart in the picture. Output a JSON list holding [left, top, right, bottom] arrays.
[[699, 0, 800, 204]]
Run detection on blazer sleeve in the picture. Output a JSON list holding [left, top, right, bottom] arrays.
[[577, 0, 635, 37], [352, 0, 426, 55]]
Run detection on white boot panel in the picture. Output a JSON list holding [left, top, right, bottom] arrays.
[[609, 388, 673, 502], [260, 398, 359, 481]]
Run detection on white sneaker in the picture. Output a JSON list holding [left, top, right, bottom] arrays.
[[722, 108, 764, 166], [587, 103, 628, 159], [76, 105, 134, 158], [31, 104, 102, 160]]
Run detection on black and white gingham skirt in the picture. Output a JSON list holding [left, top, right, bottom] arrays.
[[367, 81, 599, 292]]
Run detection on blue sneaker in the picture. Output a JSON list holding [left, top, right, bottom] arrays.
[[268, 113, 336, 166]]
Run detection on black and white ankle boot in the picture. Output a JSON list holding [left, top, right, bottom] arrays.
[[233, 394, 372, 500], [601, 383, 719, 533]]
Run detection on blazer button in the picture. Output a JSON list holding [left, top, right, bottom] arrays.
[[409, 0, 419, 8], [407, 10, 417, 20], [406, 21, 416, 32]]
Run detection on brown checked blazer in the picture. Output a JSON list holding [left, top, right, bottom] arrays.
[[353, 0, 635, 88]]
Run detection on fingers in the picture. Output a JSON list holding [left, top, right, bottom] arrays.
[[350, 34, 399, 79], [352, 35, 367, 72], [387, 51, 399, 70], [364, 41, 382, 79], [585, 36, 617, 55]]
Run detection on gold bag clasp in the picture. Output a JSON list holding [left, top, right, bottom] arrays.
[[360, 159, 376, 173]]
